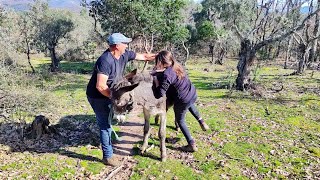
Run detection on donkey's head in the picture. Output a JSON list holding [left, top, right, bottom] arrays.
[[111, 70, 139, 114]]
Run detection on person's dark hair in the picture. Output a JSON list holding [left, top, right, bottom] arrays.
[[155, 50, 185, 79]]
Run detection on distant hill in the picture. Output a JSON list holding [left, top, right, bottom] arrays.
[[0, 0, 84, 12]]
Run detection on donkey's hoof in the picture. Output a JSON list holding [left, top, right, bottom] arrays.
[[140, 148, 146, 155]]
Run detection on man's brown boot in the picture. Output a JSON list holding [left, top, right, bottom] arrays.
[[199, 120, 209, 131], [180, 143, 198, 152], [102, 157, 121, 167]]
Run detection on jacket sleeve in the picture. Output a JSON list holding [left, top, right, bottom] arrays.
[[152, 73, 171, 99]]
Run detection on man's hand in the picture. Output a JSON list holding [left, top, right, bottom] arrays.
[[135, 53, 157, 61], [145, 53, 157, 61]]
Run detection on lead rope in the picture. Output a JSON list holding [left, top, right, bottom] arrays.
[[141, 60, 148, 73]]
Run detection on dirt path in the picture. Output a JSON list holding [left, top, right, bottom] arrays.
[[107, 108, 145, 180]]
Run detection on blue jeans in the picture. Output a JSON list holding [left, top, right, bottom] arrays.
[[167, 98, 201, 122], [87, 96, 114, 159], [174, 97, 198, 145], [189, 103, 201, 122]]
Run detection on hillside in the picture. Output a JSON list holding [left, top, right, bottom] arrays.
[[0, 0, 84, 12]]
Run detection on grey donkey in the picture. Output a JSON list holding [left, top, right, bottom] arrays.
[[110, 69, 168, 161]]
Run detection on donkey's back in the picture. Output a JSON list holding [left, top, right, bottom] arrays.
[[131, 73, 166, 115]]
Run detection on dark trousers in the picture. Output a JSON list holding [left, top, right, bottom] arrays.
[[173, 97, 199, 145], [87, 96, 114, 159]]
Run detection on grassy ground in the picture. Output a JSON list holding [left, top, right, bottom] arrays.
[[0, 57, 319, 179]]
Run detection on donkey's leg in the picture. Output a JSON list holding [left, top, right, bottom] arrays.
[[159, 113, 167, 162], [141, 108, 151, 154], [154, 114, 159, 125]]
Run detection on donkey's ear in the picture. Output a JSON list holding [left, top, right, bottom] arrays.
[[124, 69, 137, 80], [121, 83, 139, 92], [114, 83, 139, 98]]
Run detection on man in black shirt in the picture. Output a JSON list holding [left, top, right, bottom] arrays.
[[86, 33, 155, 166]]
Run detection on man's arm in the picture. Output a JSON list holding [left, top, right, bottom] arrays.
[[96, 73, 111, 98], [135, 53, 156, 61]]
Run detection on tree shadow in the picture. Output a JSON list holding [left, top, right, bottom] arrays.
[[59, 61, 94, 74], [118, 131, 143, 139], [0, 114, 135, 163], [35, 61, 94, 75], [192, 76, 231, 90], [52, 80, 88, 92]]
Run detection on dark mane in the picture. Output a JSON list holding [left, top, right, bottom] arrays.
[[130, 73, 153, 84]]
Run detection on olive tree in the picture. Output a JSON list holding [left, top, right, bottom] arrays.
[[36, 10, 74, 71], [29, 1, 74, 71], [17, 12, 36, 73], [196, 0, 320, 90], [84, 0, 190, 57]]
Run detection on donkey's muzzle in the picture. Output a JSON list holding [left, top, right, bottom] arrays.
[[126, 101, 134, 112]]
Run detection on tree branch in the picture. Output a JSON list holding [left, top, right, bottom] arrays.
[[232, 25, 244, 40], [255, 8, 320, 50], [292, 33, 301, 44]]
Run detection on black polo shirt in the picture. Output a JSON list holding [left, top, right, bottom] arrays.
[[86, 49, 136, 99]]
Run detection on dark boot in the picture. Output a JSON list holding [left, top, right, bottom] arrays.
[[199, 119, 209, 131], [102, 157, 121, 167], [180, 143, 198, 152]]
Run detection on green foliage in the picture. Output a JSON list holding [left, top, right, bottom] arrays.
[[197, 20, 218, 40], [58, 9, 98, 62], [89, 0, 189, 45], [0, 9, 26, 65], [37, 10, 74, 49], [195, 0, 254, 29], [60, 47, 87, 62], [166, 25, 190, 44]]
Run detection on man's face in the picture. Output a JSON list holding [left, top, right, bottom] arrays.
[[117, 43, 128, 54]]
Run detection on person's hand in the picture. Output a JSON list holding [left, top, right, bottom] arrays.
[[155, 69, 165, 72], [145, 53, 157, 61], [150, 68, 165, 76]]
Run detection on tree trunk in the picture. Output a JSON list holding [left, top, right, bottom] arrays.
[[236, 39, 256, 91], [309, 2, 319, 62], [49, 46, 59, 72], [209, 43, 215, 64], [215, 46, 225, 65], [297, 44, 308, 74], [143, 33, 154, 53], [182, 42, 189, 66], [25, 115, 56, 139], [267, 45, 272, 60], [284, 36, 293, 69], [26, 39, 35, 74], [273, 41, 281, 59]]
